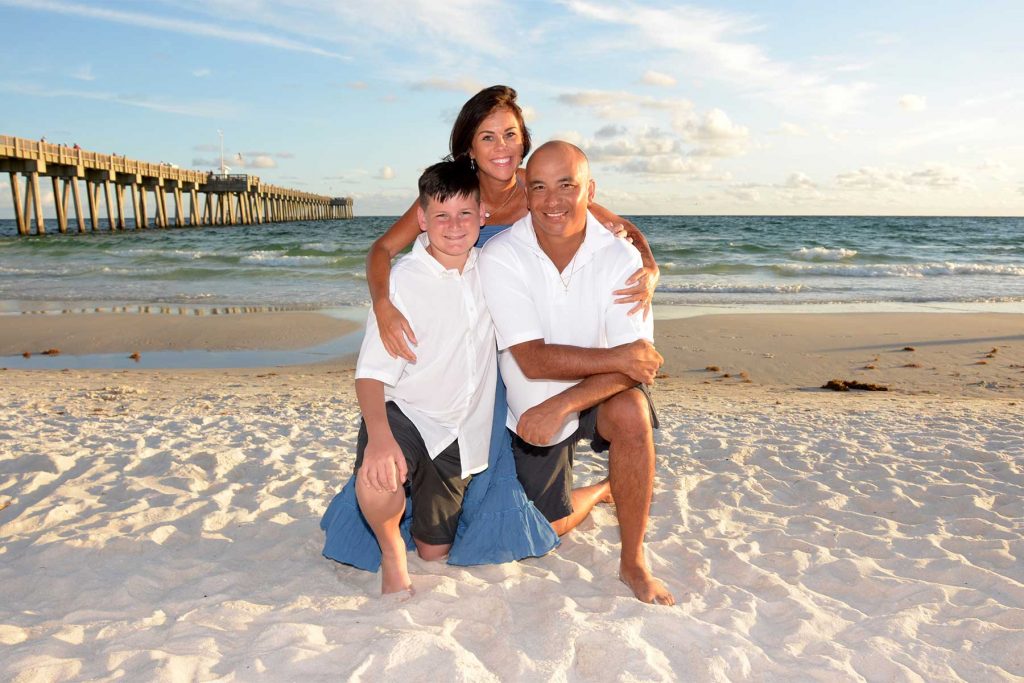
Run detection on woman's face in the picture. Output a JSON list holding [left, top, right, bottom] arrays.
[[469, 107, 524, 182]]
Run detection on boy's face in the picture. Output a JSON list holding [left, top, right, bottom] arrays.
[[416, 193, 484, 264]]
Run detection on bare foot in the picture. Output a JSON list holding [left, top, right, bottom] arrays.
[[598, 478, 615, 505], [381, 584, 416, 603], [620, 564, 675, 606], [380, 555, 412, 595]]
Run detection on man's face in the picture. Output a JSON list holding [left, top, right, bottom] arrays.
[[416, 192, 483, 263], [525, 145, 595, 241]]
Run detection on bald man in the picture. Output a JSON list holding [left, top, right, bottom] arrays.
[[478, 141, 673, 605]]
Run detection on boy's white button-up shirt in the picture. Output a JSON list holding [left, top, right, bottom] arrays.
[[356, 233, 496, 478], [478, 211, 653, 446]]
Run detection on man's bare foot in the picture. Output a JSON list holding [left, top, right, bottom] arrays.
[[620, 564, 675, 605]]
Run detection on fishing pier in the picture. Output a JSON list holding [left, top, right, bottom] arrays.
[[1, 135, 353, 236]]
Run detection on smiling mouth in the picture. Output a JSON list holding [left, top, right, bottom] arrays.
[[491, 156, 513, 166]]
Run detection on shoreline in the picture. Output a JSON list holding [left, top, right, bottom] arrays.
[[1, 307, 1020, 397]]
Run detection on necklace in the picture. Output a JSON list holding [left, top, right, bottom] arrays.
[[483, 177, 521, 220], [559, 249, 579, 292]]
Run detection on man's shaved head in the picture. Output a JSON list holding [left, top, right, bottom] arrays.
[[526, 140, 591, 182]]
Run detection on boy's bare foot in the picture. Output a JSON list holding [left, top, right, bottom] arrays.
[[380, 554, 412, 595], [619, 564, 675, 605]]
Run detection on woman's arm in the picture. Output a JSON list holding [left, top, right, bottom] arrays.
[[589, 202, 660, 319], [366, 201, 422, 361]]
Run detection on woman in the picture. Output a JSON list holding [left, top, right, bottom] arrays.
[[321, 86, 659, 571]]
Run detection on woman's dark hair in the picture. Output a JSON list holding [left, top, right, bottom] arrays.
[[449, 85, 532, 163]]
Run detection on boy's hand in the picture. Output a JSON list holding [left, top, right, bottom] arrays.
[[358, 435, 408, 493], [517, 396, 569, 446]]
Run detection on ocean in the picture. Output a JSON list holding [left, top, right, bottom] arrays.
[[1, 216, 1022, 314]]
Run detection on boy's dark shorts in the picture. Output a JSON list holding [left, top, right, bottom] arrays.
[[355, 401, 469, 545], [510, 384, 658, 523]]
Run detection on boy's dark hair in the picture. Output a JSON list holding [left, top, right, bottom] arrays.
[[449, 85, 532, 162], [418, 158, 480, 209]]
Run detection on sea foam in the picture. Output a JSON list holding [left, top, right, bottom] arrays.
[[790, 247, 858, 261]]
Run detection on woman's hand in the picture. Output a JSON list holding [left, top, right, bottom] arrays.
[[603, 221, 633, 242], [374, 300, 418, 362], [613, 265, 659, 319]]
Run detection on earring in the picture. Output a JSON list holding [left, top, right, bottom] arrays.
[[469, 158, 476, 171]]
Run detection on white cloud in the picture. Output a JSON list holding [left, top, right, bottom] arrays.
[[779, 122, 809, 136], [71, 64, 95, 81], [640, 70, 676, 87], [1, 81, 238, 118], [725, 186, 760, 202], [836, 164, 967, 191], [583, 128, 679, 161], [348, 81, 368, 90], [676, 108, 750, 157], [620, 155, 716, 177], [0, 0, 349, 60], [410, 78, 484, 94], [245, 155, 277, 169], [784, 172, 817, 190], [565, 0, 872, 115], [556, 90, 694, 120], [377, 166, 396, 180], [899, 94, 927, 111], [192, 67, 211, 78]]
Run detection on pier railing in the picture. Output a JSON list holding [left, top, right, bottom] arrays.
[[1, 134, 353, 235]]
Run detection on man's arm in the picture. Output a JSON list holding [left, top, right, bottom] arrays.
[[509, 338, 662, 386], [516, 372, 637, 446], [354, 378, 408, 493]]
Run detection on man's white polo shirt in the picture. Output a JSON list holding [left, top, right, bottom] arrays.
[[356, 233, 496, 478], [478, 210, 653, 446]]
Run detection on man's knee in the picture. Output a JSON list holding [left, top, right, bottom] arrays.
[[598, 388, 652, 441], [414, 540, 451, 562]]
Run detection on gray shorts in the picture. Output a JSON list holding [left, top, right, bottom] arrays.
[[510, 384, 658, 523], [355, 402, 469, 545]]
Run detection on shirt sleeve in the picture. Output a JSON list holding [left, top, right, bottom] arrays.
[[479, 240, 545, 351], [355, 287, 409, 386], [604, 247, 654, 347]]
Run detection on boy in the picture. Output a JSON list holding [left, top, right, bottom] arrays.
[[353, 160, 495, 595]]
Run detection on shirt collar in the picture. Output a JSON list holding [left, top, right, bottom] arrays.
[[510, 210, 615, 268], [412, 232, 478, 276]]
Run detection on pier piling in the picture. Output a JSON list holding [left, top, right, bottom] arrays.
[[1, 135, 353, 235]]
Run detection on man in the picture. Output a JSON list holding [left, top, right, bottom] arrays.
[[479, 141, 673, 605]]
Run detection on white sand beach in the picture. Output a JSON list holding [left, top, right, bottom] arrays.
[[1, 311, 1022, 681]]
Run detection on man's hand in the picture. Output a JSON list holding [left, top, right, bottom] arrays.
[[358, 435, 408, 493], [614, 339, 663, 385], [374, 300, 418, 362], [516, 396, 571, 446]]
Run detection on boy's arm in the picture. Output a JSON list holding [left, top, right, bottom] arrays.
[[355, 378, 408, 493], [509, 338, 662, 385], [516, 372, 637, 446]]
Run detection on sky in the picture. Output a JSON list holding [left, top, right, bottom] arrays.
[[1, 0, 1023, 217]]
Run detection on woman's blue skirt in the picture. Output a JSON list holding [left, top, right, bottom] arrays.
[[320, 377, 558, 571]]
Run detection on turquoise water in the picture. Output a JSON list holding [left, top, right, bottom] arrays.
[[1, 216, 1022, 311]]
